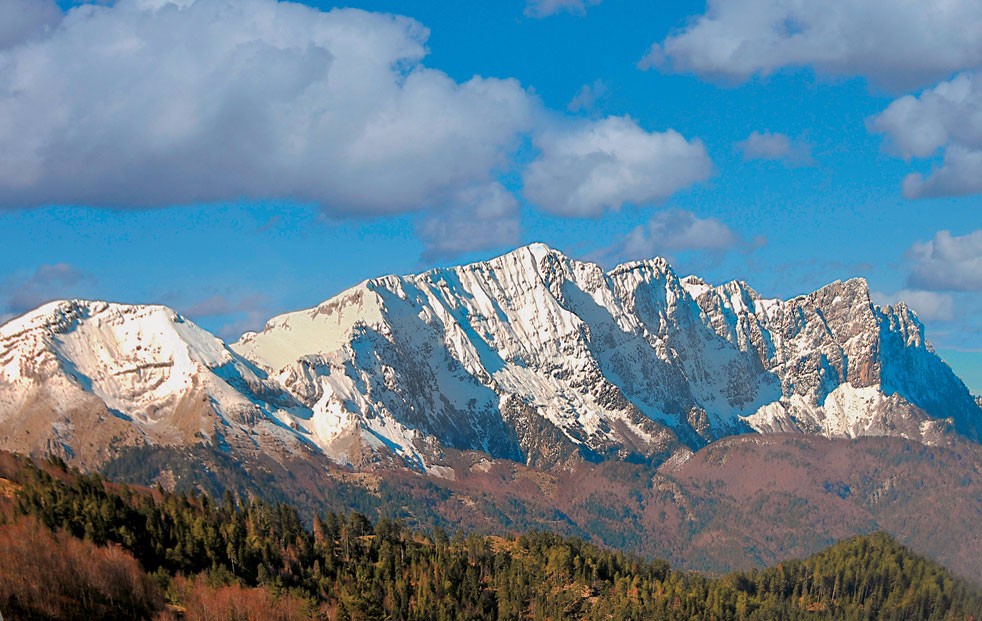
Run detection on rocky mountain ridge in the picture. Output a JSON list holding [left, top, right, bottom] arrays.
[[0, 243, 978, 470], [0, 300, 311, 467]]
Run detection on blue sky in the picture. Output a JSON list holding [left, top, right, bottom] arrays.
[[0, 0, 980, 392]]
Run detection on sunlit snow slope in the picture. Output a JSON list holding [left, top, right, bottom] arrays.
[[0, 245, 978, 470], [233, 244, 981, 466], [0, 300, 310, 466]]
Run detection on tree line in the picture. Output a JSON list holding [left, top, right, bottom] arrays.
[[0, 452, 979, 620]]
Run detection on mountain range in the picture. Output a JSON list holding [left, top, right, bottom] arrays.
[[0, 243, 977, 469], [1, 243, 980, 579]]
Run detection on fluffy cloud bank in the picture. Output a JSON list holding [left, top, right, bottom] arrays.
[[907, 230, 982, 292], [0, 0, 712, 258], [523, 117, 712, 217], [0, 0, 534, 214], [871, 230, 981, 333], [871, 73, 982, 198], [642, 0, 982, 198], [0, 0, 60, 48], [642, 0, 982, 90]]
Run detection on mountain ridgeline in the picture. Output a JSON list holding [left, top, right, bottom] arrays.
[[1, 244, 982, 593], [0, 243, 978, 472]]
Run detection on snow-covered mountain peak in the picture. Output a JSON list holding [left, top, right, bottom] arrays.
[[606, 255, 675, 279], [714, 279, 759, 298], [1, 247, 979, 472], [0, 298, 309, 461], [438, 242, 570, 276], [805, 277, 873, 306], [1, 299, 173, 338], [0, 298, 238, 373], [679, 275, 712, 299], [227, 246, 977, 466], [0, 299, 92, 336], [475, 243, 681, 289], [523, 241, 560, 262]]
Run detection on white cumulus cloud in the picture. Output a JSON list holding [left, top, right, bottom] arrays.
[[736, 130, 813, 166], [599, 209, 762, 266], [642, 0, 982, 90], [621, 209, 741, 257], [0, 0, 61, 49], [418, 183, 521, 261], [522, 116, 713, 217], [871, 72, 982, 198], [0, 0, 716, 261], [907, 230, 982, 291], [872, 289, 955, 322], [0, 0, 535, 214], [567, 79, 607, 113]]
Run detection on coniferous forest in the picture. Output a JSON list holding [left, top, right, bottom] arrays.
[[0, 452, 980, 621]]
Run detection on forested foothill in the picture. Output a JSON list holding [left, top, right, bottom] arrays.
[[0, 451, 979, 621]]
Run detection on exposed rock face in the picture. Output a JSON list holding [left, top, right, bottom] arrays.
[[235, 244, 979, 465], [696, 277, 978, 442], [0, 244, 978, 470]]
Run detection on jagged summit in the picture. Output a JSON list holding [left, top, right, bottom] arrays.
[[506, 241, 560, 262], [1, 246, 979, 471], [233, 245, 978, 467]]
